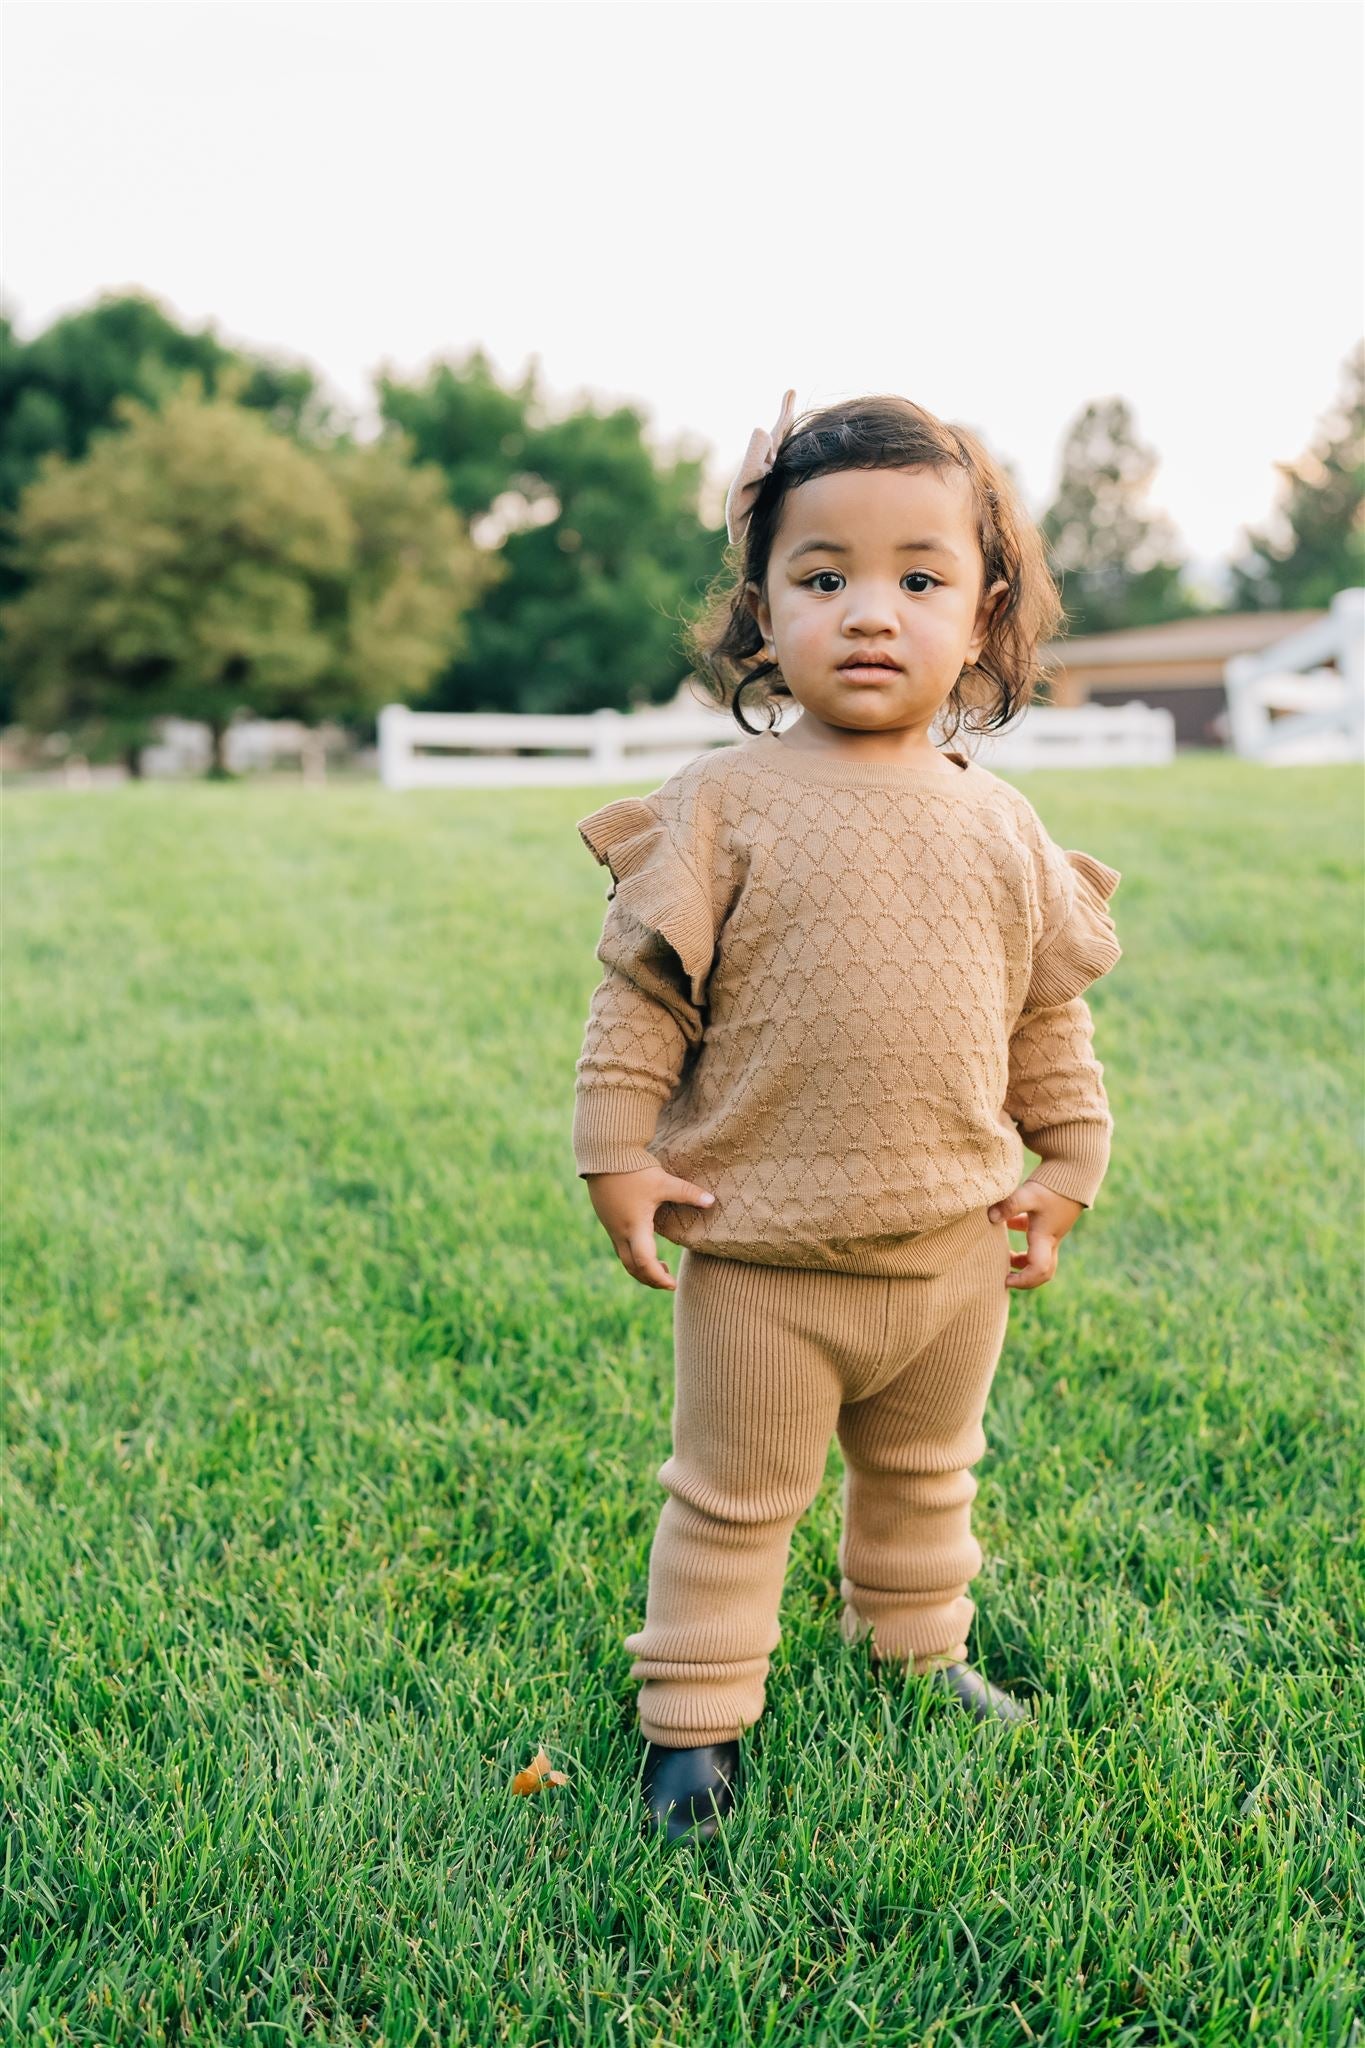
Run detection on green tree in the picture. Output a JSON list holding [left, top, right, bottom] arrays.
[[1226, 341, 1365, 611], [0, 288, 342, 520], [0, 380, 490, 774], [320, 430, 503, 714], [376, 345, 542, 520], [378, 351, 723, 714], [1040, 396, 1195, 636], [0, 290, 350, 722]]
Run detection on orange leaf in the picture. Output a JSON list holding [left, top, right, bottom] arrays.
[[511, 1748, 570, 1795]]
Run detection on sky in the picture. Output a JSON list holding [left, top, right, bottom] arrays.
[[3, 0, 1362, 586]]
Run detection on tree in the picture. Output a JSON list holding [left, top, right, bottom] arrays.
[[376, 345, 542, 521], [378, 352, 723, 714], [1040, 396, 1194, 636], [0, 290, 352, 723], [0, 288, 343, 520], [0, 380, 490, 773], [320, 430, 503, 716], [1226, 341, 1365, 612]]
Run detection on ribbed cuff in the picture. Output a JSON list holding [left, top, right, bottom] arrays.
[[1020, 1118, 1112, 1210], [573, 1087, 662, 1177]]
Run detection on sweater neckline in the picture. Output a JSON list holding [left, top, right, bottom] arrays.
[[752, 728, 986, 792]]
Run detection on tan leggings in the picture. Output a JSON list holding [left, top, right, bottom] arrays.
[[624, 1204, 1015, 1746]]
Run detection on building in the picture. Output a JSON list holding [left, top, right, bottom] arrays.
[[1041, 611, 1330, 749]]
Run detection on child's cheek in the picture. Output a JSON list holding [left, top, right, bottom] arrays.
[[783, 612, 837, 672]]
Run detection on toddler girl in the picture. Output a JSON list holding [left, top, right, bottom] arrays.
[[572, 390, 1123, 1841]]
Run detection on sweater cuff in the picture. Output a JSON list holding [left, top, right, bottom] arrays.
[[1020, 1119, 1112, 1210], [573, 1087, 663, 1177]]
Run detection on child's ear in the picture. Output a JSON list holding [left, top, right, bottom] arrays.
[[744, 578, 771, 642], [968, 576, 1009, 662]]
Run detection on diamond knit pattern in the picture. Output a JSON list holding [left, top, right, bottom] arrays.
[[573, 730, 1122, 1274]]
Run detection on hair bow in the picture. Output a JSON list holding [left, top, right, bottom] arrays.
[[723, 387, 797, 546]]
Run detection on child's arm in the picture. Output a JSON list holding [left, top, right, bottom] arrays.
[[1001, 992, 1113, 1211], [991, 825, 1124, 1288], [572, 791, 721, 1289], [573, 892, 705, 1175]]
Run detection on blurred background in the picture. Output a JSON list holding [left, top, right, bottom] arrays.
[[2, 0, 1361, 784]]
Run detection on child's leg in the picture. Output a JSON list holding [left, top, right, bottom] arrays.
[[625, 1251, 880, 1748], [836, 1214, 1013, 1673]]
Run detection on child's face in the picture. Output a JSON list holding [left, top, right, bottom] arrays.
[[746, 465, 1008, 742]]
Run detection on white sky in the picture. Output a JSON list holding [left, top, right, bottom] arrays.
[[3, 0, 1362, 578]]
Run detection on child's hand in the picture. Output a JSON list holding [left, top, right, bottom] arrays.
[[988, 1180, 1085, 1290], [583, 1167, 717, 1290]]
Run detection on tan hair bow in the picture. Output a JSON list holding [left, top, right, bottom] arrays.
[[724, 387, 797, 546]]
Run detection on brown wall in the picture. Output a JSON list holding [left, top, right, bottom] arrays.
[[1087, 683, 1228, 747]]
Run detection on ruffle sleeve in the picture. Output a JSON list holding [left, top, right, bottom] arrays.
[[577, 795, 717, 1009], [1024, 845, 1123, 1012]]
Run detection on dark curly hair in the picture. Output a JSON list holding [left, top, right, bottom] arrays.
[[682, 392, 1067, 744]]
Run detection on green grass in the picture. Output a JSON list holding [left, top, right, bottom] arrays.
[[3, 756, 1362, 2048]]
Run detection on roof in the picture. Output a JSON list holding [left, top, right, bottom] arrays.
[[1043, 610, 1327, 670]]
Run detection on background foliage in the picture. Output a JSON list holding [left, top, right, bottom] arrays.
[[2, 292, 1360, 766]]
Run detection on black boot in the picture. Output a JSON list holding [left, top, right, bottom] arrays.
[[872, 1651, 1033, 1724], [641, 1737, 741, 1841], [926, 1661, 1033, 1724]]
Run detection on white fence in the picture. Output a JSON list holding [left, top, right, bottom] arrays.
[[377, 697, 1175, 790], [140, 715, 346, 780], [1223, 587, 1364, 764]]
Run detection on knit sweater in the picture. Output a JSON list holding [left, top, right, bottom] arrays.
[[572, 726, 1123, 1275]]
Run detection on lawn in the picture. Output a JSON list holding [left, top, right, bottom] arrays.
[[3, 756, 1362, 2047]]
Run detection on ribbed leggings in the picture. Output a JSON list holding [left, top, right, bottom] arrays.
[[625, 1204, 1015, 1746]]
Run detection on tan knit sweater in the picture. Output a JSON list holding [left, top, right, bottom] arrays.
[[572, 727, 1123, 1274]]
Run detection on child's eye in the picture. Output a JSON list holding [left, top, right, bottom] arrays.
[[803, 570, 940, 595]]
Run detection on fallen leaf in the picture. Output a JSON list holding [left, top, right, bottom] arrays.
[[511, 1748, 570, 1795]]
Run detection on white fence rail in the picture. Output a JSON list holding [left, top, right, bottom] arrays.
[[140, 715, 344, 781], [1224, 587, 1364, 764], [377, 698, 1175, 790]]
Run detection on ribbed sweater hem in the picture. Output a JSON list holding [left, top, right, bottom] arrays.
[[663, 1199, 1000, 1277]]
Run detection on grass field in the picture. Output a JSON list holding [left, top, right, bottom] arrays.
[[4, 756, 1363, 2047]]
